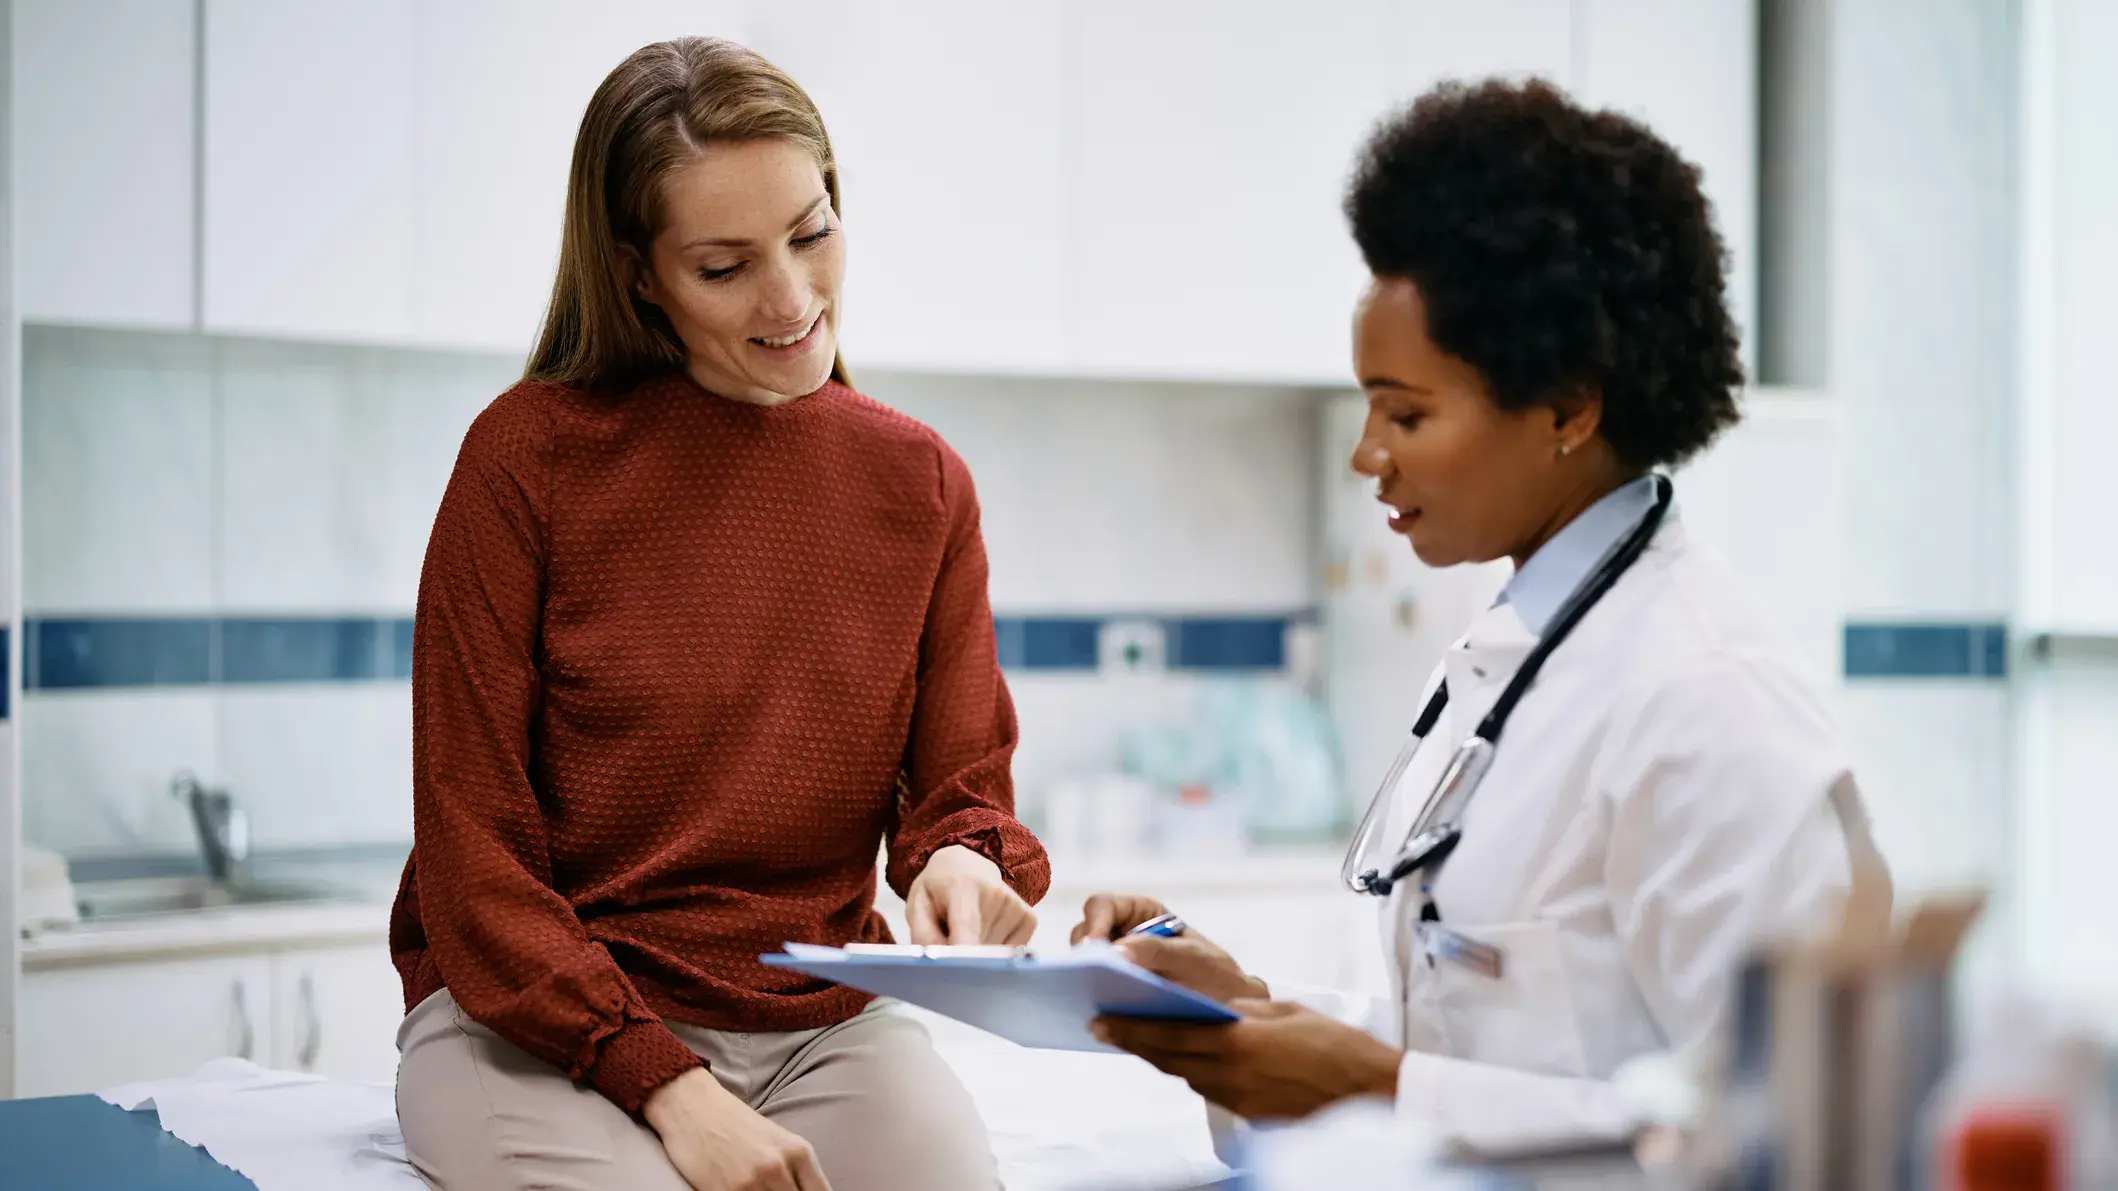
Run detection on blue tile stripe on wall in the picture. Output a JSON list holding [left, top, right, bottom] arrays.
[[21, 616, 2016, 689], [1842, 621, 2008, 679], [21, 613, 1303, 690], [27, 616, 414, 690]]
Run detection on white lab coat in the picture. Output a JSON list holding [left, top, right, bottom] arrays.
[[1296, 507, 1891, 1152]]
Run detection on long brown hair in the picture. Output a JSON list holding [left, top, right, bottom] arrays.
[[525, 37, 850, 389]]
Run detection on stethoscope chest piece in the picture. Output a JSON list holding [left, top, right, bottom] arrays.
[[1354, 822, 1463, 898]]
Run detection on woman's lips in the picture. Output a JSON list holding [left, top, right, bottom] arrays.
[[1387, 506, 1421, 535], [749, 311, 824, 357]]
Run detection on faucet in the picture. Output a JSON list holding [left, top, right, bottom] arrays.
[[171, 771, 250, 884]]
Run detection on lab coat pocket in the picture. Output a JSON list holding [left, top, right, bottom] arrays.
[[1426, 918, 1589, 1078]]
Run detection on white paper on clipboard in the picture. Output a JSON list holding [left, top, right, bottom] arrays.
[[761, 942, 1240, 1052]]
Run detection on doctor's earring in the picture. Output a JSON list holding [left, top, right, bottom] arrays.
[[1558, 441, 1575, 457]]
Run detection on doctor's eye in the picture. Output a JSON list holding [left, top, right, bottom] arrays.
[[1391, 412, 1424, 430]]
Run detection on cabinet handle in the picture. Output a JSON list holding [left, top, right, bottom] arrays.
[[298, 973, 322, 1070], [231, 979, 255, 1061]]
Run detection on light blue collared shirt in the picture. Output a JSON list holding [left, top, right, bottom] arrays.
[[1497, 474, 1662, 636]]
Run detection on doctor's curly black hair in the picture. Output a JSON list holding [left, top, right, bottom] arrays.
[[1344, 78, 1744, 469]]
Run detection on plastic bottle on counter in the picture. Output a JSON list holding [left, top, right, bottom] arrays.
[[1920, 996, 2118, 1191]]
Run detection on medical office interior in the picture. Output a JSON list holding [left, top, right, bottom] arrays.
[[0, 0, 2113, 1186]]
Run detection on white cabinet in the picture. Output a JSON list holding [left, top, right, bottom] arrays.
[[270, 943, 406, 1081], [201, 0, 419, 342], [407, 0, 744, 355], [1572, 0, 1759, 369], [1383, 0, 1573, 95], [1067, 2, 1392, 384], [18, 954, 274, 1098], [42, 1, 1747, 379], [18, 936, 401, 1095], [751, 1, 1070, 376], [15, 0, 197, 328]]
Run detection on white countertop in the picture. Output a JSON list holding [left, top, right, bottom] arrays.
[[21, 897, 391, 969]]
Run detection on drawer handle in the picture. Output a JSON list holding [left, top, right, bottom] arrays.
[[231, 979, 255, 1061], [299, 974, 322, 1070]]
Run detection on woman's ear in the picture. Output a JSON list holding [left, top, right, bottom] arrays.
[[615, 243, 659, 307]]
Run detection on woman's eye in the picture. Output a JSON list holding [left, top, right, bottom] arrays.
[[793, 226, 834, 249], [699, 263, 743, 282], [1391, 413, 1423, 430]]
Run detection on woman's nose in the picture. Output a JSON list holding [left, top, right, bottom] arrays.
[[756, 258, 812, 323], [1350, 441, 1392, 479]]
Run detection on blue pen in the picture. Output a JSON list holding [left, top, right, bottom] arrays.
[[1125, 912, 1186, 939]]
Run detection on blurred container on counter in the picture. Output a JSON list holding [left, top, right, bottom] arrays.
[[1202, 681, 1343, 842], [1042, 773, 1157, 859]]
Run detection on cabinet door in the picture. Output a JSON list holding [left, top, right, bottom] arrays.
[[1384, 0, 1573, 98], [201, 0, 417, 342], [751, 0, 1069, 376], [1572, 0, 1758, 365], [408, 0, 745, 354], [16, 0, 196, 327], [270, 942, 403, 1082], [1068, 1, 1393, 383], [17, 955, 274, 1098]]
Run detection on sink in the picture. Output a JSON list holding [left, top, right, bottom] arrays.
[[72, 875, 355, 922]]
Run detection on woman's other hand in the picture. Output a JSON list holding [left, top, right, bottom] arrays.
[[1072, 893, 1266, 1004], [643, 1068, 829, 1191], [906, 844, 1037, 945]]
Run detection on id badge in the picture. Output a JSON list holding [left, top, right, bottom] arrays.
[[1419, 922, 1505, 979]]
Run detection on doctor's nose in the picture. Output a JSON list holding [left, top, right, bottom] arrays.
[[1350, 442, 1393, 480]]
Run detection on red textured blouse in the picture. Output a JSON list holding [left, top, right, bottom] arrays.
[[387, 374, 1050, 1113]]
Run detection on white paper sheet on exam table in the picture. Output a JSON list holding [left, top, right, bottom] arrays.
[[98, 1005, 1231, 1191]]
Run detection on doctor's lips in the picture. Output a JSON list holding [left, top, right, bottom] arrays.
[[1377, 494, 1423, 535]]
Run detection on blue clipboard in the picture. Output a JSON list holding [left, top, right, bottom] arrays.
[[760, 943, 1240, 1052]]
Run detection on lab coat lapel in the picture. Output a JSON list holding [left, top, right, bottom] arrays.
[[1444, 601, 1536, 729]]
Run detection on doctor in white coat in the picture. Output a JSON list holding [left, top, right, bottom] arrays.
[[1079, 78, 1891, 1152]]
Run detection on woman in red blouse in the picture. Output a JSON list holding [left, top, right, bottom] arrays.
[[389, 36, 1048, 1191]]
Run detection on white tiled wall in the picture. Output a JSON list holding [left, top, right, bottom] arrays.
[[214, 339, 511, 611], [23, 331, 218, 613], [859, 370, 1319, 613], [20, 330, 1323, 856], [19, 690, 219, 854]]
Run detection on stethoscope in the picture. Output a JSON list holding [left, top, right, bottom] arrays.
[[1339, 474, 1675, 900]]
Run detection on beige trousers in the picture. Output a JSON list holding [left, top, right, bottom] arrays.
[[395, 989, 1001, 1191]]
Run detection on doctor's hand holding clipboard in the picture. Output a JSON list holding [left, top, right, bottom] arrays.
[[1072, 79, 1893, 1153], [1072, 897, 1406, 1122]]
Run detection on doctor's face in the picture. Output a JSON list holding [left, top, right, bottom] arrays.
[[1349, 277, 1577, 570]]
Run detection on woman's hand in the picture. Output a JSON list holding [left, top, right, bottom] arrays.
[[1072, 893, 1266, 1005], [906, 845, 1036, 945], [644, 1068, 829, 1191], [1093, 999, 1402, 1121]]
